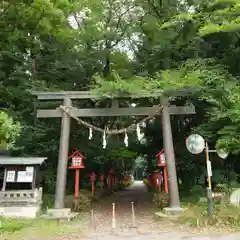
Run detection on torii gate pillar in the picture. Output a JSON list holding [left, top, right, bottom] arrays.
[[54, 98, 71, 209], [161, 98, 183, 214]]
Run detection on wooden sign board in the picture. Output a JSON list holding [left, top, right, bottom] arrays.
[[6, 171, 15, 182], [17, 171, 33, 183]]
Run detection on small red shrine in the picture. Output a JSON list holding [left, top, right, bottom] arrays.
[[155, 149, 168, 194], [68, 148, 86, 198]]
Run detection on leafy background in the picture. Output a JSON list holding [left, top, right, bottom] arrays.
[[1, 0, 240, 193]]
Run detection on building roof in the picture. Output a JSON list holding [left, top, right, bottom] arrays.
[[0, 156, 47, 166]]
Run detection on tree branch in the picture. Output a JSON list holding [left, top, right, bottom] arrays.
[[0, 3, 11, 19], [147, 0, 162, 20]]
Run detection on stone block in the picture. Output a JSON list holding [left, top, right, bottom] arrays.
[[154, 211, 179, 220], [163, 207, 185, 216], [46, 208, 71, 218], [43, 208, 79, 221], [0, 205, 40, 218], [230, 188, 240, 206]]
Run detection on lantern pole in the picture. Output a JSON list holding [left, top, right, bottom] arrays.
[[164, 167, 169, 194], [74, 168, 80, 199], [205, 142, 213, 218], [92, 177, 95, 196]]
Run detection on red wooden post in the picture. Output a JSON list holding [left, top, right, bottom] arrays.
[[156, 175, 161, 192], [107, 174, 111, 189], [157, 178, 161, 192], [164, 167, 169, 194], [109, 168, 114, 190], [100, 174, 105, 189], [90, 172, 96, 196], [150, 175, 154, 186], [68, 148, 86, 199], [112, 177, 114, 188], [75, 169, 80, 198], [92, 180, 94, 195], [153, 172, 160, 191]]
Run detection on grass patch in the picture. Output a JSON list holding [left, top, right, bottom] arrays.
[[0, 182, 132, 239], [0, 191, 91, 240], [0, 217, 33, 233], [175, 199, 240, 231], [0, 214, 88, 240]]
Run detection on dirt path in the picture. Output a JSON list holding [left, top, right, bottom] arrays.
[[92, 180, 158, 234], [76, 181, 240, 240]]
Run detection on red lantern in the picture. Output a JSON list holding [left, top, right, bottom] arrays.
[[68, 149, 86, 199], [68, 149, 86, 169], [155, 149, 168, 194], [156, 149, 166, 166]]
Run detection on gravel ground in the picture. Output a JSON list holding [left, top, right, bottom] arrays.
[[38, 181, 239, 240]]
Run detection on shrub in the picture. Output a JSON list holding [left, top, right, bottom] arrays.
[[65, 189, 92, 212], [152, 192, 169, 209], [117, 182, 125, 190], [214, 183, 230, 193], [41, 194, 54, 211], [123, 180, 133, 187], [143, 178, 148, 185]]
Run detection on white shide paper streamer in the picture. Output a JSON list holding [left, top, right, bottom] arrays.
[[136, 124, 141, 141], [124, 130, 128, 147], [89, 128, 93, 140], [103, 131, 107, 149]]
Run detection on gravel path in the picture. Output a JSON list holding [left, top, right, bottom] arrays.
[[37, 181, 239, 240], [76, 181, 240, 240]]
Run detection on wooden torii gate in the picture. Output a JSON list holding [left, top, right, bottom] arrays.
[[33, 91, 195, 214]]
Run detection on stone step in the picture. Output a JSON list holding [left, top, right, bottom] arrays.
[[42, 212, 79, 221], [47, 208, 71, 217], [42, 208, 79, 221], [154, 211, 179, 221]]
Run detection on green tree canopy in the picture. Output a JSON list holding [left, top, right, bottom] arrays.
[[0, 111, 21, 150]]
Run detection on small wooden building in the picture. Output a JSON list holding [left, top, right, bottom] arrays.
[[0, 156, 46, 218]]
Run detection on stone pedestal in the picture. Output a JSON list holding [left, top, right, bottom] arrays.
[[0, 206, 40, 218], [0, 188, 42, 218], [163, 207, 185, 216], [230, 188, 240, 206], [42, 208, 78, 221], [154, 212, 179, 220]]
